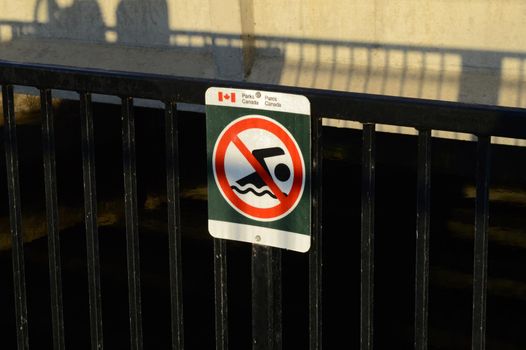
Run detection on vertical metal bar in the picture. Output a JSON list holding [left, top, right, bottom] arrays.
[[471, 135, 491, 350], [360, 123, 376, 350], [121, 97, 143, 350], [251, 245, 282, 350], [165, 101, 184, 349], [414, 129, 431, 350], [40, 88, 65, 350], [214, 239, 228, 350], [309, 114, 323, 350], [2, 85, 29, 350], [80, 92, 104, 350]]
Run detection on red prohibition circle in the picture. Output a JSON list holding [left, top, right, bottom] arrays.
[[213, 115, 305, 221]]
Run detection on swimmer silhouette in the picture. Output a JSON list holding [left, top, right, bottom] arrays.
[[232, 147, 291, 199]]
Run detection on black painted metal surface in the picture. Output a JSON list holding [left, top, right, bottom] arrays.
[[2, 84, 29, 350], [472, 136, 491, 350], [360, 124, 376, 350], [40, 88, 66, 350], [121, 97, 143, 350], [80, 92, 104, 350], [251, 246, 282, 350], [0, 61, 525, 138], [309, 115, 323, 350], [414, 129, 432, 350], [214, 239, 228, 350], [165, 101, 185, 350]]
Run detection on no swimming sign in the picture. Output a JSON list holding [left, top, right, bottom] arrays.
[[206, 87, 311, 252]]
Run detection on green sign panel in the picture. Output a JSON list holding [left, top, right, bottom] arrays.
[[206, 87, 311, 252]]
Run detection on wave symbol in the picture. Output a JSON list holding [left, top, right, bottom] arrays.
[[231, 184, 277, 199]]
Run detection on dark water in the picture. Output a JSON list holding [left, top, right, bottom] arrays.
[[1, 100, 526, 349]]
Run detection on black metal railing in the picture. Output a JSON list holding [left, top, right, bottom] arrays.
[[1, 60, 526, 350]]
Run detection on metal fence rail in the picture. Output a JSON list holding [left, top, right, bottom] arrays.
[[1, 60, 526, 350]]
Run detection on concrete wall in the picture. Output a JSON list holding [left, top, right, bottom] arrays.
[[0, 0, 525, 109]]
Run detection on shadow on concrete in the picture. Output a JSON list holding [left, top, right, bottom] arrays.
[[0, 1, 524, 107], [115, 0, 170, 47], [33, 0, 106, 42]]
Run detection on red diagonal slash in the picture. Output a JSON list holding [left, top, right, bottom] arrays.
[[232, 136, 288, 204]]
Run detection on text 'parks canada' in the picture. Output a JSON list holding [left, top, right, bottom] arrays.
[[241, 93, 282, 108]]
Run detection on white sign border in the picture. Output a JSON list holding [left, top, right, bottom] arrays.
[[209, 219, 310, 253]]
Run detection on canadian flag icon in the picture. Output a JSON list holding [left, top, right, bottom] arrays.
[[218, 91, 236, 103]]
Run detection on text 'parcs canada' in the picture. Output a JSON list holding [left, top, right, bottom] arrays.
[[241, 92, 282, 108]]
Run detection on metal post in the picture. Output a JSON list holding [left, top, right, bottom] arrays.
[[2, 84, 29, 350], [252, 245, 282, 350], [414, 129, 431, 350], [40, 88, 66, 350], [360, 123, 376, 350], [214, 239, 229, 350], [121, 97, 143, 350], [471, 135, 491, 350], [165, 101, 184, 349], [80, 92, 104, 350], [309, 114, 323, 350]]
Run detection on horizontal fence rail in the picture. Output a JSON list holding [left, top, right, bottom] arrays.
[[0, 61, 526, 138], [1, 60, 526, 350]]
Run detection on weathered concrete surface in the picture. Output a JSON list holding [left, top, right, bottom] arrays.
[[0, 0, 525, 107]]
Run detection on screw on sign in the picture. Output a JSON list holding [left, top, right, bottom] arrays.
[[213, 115, 305, 222]]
